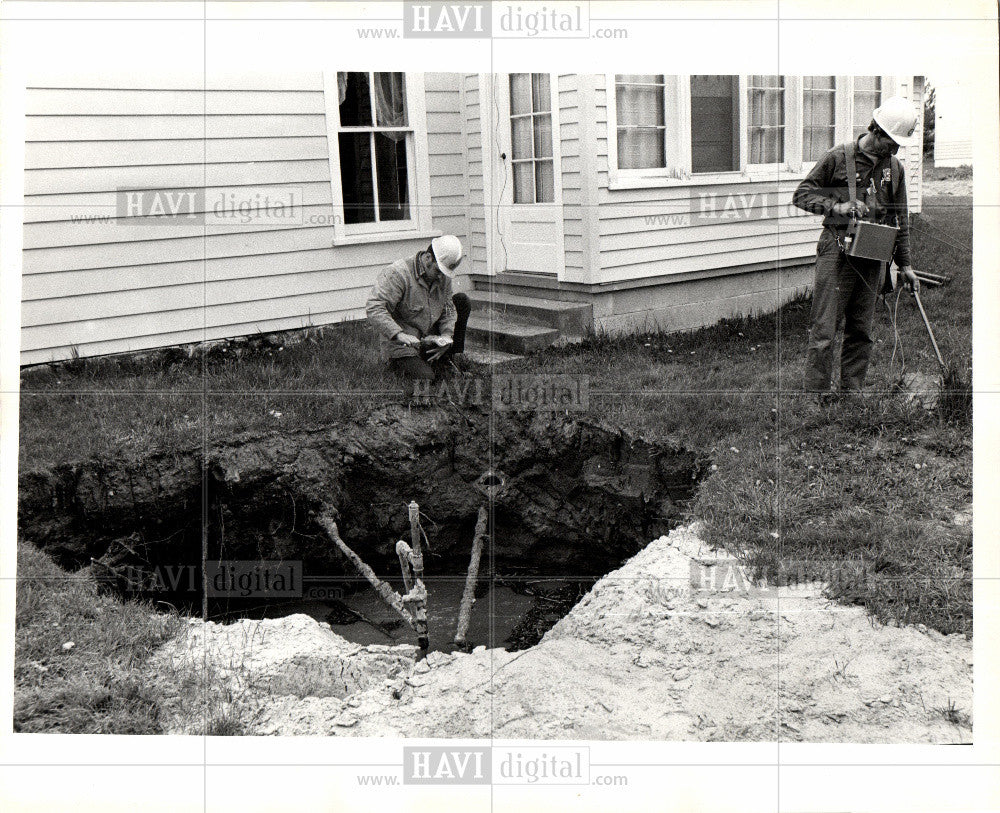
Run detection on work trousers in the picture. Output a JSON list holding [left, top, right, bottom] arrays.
[[389, 292, 471, 381], [804, 230, 885, 393]]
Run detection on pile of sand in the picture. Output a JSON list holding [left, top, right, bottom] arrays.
[[153, 523, 972, 742]]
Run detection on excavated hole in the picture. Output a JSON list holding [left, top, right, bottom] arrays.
[[19, 410, 708, 653]]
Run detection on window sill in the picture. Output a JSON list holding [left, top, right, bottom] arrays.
[[608, 169, 808, 191], [332, 228, 442, 247]]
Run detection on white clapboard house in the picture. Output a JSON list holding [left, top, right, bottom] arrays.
[[933, 77, 973, 168], [20, 73, 924, 364]]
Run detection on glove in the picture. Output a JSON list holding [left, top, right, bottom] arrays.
[[424, 335, 453, 361], [833, 199, 869, 218], [395, 332, 421, 347]]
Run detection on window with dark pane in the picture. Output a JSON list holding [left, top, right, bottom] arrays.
[[338, 132, 375, 225], [614, 74, 665, 170], [803, 75, 836, 162], [336, 71, 412, 226], [690, 75, 739, 172], [748, 75, 785, 164], [339, 72, 373, 127], [509, 73, 555, 203], [375, 133, 410, 221]]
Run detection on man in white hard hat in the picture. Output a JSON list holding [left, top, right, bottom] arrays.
[[792, 95, 921, 398], [366, 234, 472, 380]]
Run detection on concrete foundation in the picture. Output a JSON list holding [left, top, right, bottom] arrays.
[[592, 263, 813, 335]]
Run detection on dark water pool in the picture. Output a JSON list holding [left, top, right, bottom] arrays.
[[261, 577, 583, 652]]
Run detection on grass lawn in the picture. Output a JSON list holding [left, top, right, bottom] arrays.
[[504, 195, 972, 635], [13, 544, 181, 733], [16, 195, 972, 730]]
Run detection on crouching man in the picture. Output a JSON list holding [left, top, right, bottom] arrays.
[[366, 235, 472, 381]]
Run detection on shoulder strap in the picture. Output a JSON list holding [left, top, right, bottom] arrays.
[[890, 155, 901, 197], [844, 140, 857, 204]]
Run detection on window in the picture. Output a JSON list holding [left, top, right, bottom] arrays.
[[853, 75, 882, 134], [509, 73, 555, 203], [748, 75, 785, 164], [607, 74, 897, 186], [803, 75, 836, 161], [336, 72, 412, 226], [690, 75, 739, 172], [614, 74, 666, 170]]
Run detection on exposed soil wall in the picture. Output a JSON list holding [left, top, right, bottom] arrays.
[[18, 406, 706, 594]]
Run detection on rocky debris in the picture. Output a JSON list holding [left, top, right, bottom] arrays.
[[153, 524, 972, 742], [899, 371, 941, 410]]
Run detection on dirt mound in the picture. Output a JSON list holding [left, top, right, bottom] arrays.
[[153, 523, 972, 742]]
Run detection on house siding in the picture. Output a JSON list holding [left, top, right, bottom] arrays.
[[933, 78, 973, 169], [424, 72, 468, 248], [21, 72, 465, 365], [896, 76, 924, 214], [462, 73, 488, 277], [592, 74, 818, 288], [557, 74, 598, 285]]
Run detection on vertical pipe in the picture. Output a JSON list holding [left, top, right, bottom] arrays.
[[408, 501, 429, 649], [454, 505, 489, 647]]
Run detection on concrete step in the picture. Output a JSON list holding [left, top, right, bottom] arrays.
[[467, 290, 593, 335], [470, 272, 560, 302], [462, 347, 524, 366], [465, 314, 561, 355], [471, 271, 559, 291]]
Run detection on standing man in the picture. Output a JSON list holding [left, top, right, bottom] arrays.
[[366, 234, 472, 381], [792, 95, 920, 398]]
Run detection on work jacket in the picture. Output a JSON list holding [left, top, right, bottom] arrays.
[[792, 136, 912, 268], [366, 253, 457, 360]]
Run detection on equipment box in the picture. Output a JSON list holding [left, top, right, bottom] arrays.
[[845, 220, 898, 263]]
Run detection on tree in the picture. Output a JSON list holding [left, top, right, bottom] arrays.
[[923, 83, 936, 159]]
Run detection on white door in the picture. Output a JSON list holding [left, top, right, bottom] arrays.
[[497, 73, 564, 277]]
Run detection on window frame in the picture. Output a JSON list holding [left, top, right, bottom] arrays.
[[611, 73, 669, 174], [850, 74, 885, 139], [605, 75, 911, 189], [800, 75, 837, 166], [607, 74, 812, 189], [799, 75, 845, 172], [323, 71, 436, 245], [508, 73, 557, 205], [744, 74, 794, 174], [688, 74, 742, 176]]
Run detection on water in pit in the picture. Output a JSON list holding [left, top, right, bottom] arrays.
[[249, 577, 583, 652]]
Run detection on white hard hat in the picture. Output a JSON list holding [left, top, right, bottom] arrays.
[[872, 95, 919, 147], [430, 235, 464, 278]]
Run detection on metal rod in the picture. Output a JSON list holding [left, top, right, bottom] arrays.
[[408, 501, 429, 649], [913, 288, 947, 372], [318, 513, 416, 632], [454, 505, 489, 647]]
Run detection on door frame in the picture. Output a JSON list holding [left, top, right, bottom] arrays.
[[490, 72, 566, 279]]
